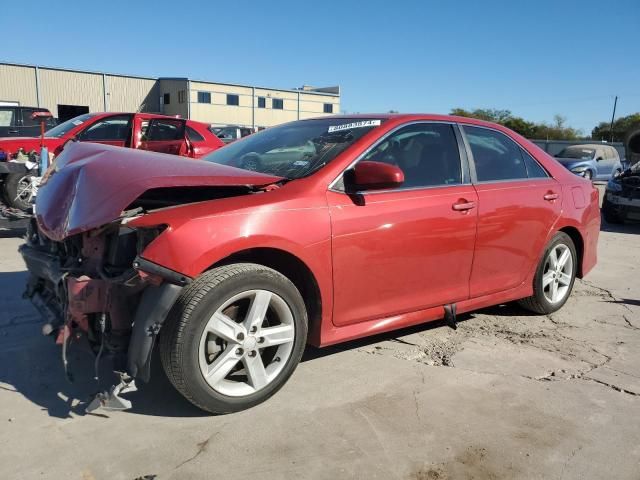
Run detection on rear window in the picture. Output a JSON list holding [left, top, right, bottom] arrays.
[[187, 126, 205, 142], [464, 126, 527, 181]]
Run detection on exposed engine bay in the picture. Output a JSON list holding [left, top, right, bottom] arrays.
[[21, 219, 171, 373]]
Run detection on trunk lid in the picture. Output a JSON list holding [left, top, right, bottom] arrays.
[[36, 142, 283, 241]]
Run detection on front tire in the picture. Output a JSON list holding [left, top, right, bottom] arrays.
[[3, 173, 35, 211], [518, 232, 577, 314], [159, 263, 308, 414]]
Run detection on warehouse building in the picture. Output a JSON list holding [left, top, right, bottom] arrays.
[[0, 62, 340, 128]]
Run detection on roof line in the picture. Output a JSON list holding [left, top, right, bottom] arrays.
[[1, 61, 340, 97]]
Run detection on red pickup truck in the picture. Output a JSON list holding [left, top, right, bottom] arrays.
[[0, 112, 224, 210]]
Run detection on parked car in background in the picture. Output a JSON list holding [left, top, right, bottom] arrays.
[[554, 144, 622, 181], [211, 125, 257, 143], [0, 112, 224, 210], [0, 106, 56, 137], [21, 114, 600, 414], [602, 164, 640, 223]]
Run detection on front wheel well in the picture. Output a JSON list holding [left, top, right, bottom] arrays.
[[209, 248, 322, 334], [558, 226, 584, 277]]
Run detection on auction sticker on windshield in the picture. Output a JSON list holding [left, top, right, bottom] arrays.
[[328, 120, 381, 133]]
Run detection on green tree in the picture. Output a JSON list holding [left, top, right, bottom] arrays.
[[591, 113, 640, 142], [450, 108, 582, 140]]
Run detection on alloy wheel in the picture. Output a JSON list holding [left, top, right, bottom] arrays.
[[198, 289, 295, 397], [14, 175, 35, 203], [542, 244, 573, 304]]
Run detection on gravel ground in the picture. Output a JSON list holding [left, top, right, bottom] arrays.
[[0, 187, 638, 479]]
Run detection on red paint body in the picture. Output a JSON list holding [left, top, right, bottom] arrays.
[[36, 114, 600, 349], [0, 112, 223, 159]]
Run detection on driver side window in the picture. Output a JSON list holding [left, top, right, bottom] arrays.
[[78, 115, 132, 142], [363, 123, 463, 188]]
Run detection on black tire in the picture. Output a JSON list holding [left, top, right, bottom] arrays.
[[159, 263, 308, 414], [518, 232, 577, 314], [2, 173, 34, 211], [602, 196, 624, 224]]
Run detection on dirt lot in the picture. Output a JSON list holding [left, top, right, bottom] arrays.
[[1, 188, 639, 480]]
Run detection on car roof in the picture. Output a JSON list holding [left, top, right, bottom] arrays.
[[304, 113, 512, 130]]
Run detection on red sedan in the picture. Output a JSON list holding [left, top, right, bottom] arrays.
[[21, 114, 600, 413], [0, 112, 223, 210]]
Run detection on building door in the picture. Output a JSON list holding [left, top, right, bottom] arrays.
[[57, 105, 90, 123]]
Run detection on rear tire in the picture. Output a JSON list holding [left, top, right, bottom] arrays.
[[518, 232, 577, 314], [602, 196, 624, 224], [159, 263, 308, 414]]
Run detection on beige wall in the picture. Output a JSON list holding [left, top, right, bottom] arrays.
[[0, 63, 340, 126], [107, 75, 159, 113], [189, 81, 340, 127], [0, 64, 38, 106], [38, 68, 105, 115], [158, 79, 189, 118]]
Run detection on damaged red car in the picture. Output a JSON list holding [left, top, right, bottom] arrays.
[[20, 114, 600, 414]]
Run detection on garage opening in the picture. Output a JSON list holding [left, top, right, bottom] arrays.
[[57, 104, 89, 122]]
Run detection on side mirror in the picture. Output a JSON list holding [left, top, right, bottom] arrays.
[[347, 161, 404, 191], [596, 156, 604, 161]]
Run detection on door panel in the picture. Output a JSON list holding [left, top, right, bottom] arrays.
[[328, 186, 478, 326], [469, 179, 561, 297], [18, 108, 41, 137], [76, 114, 132, 148]]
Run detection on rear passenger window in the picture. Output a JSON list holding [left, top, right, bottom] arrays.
[[363, 123, 462, 188], [186, 126, 204, 142], [464, 126, 527, 182], [521, 150, 549, 178]]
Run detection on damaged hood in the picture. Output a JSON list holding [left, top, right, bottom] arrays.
[[36, 142, 283, 241]]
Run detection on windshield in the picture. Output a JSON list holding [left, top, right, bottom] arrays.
[[556, 147, 595, 160], [45, 113, 96, 138], [203, 118, 384, 179]]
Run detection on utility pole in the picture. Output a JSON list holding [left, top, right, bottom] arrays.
[[609, 95, 618, 142]]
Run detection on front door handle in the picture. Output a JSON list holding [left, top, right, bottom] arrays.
[[543, 192, 559, 201], [452, 199, 476, 211]]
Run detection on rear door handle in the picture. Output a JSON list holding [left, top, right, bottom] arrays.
[[452, 200, 476, 211], [543, 193, 559, 201]]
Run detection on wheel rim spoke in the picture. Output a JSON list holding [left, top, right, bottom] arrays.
[[260, 324, 294, 348], [557, 248, 570, 269], [243, 354, 268, 389], [206, 312, 243, 344], [548, 249, 558, 269], [244, 290, 272, 331], [550, 279, 559, 302], [542, 271, 554, 288], [558, 272, 572, 286], [205, 345, 241, 385]]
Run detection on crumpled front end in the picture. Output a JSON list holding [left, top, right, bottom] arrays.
[[20, 217, 186, 383]]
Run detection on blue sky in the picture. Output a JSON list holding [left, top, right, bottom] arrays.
[[2, 0, 639, 135]]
